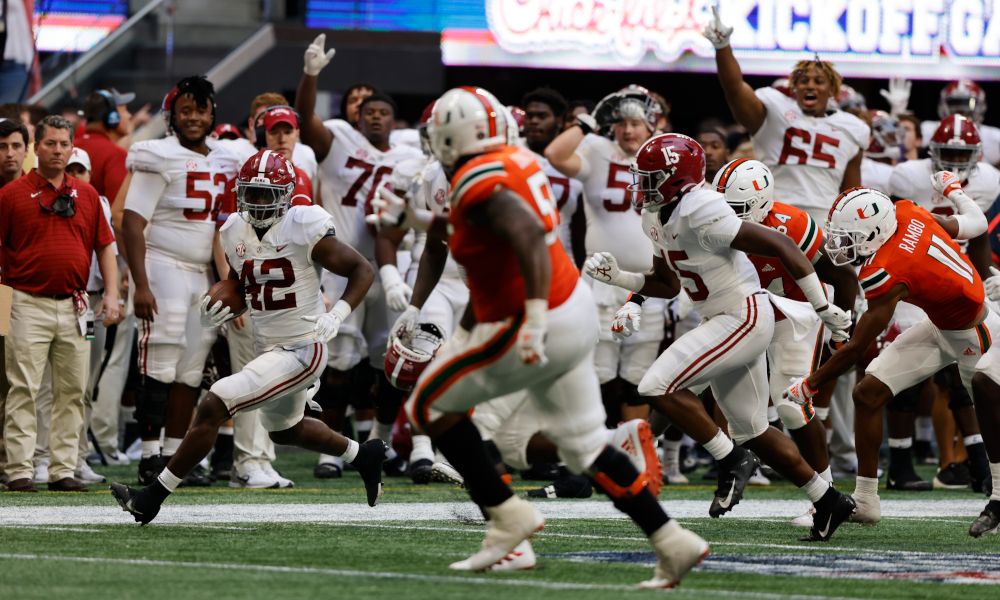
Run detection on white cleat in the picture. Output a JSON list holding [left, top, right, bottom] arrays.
[[229, 469, 280, 489], [611, 419, 662, 497], [849, 493, 881, 525], [74, 463, 107, 484], [262, 465, 294, 488], [490, 539, 536, 571], [748, 467, 771, 486], [449, 496, 545, 572], [791, 505, 815, 527], [638, 520, 709, 589], [662, 461, 689, 485], [431, 462, 465, 487]]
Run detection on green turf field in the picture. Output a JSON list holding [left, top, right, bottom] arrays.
[[2, 453, 998, 600]]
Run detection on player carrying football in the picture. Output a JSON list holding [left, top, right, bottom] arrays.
[[110, 150, 385, 523]]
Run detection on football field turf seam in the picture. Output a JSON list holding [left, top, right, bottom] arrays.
[[0, 553, 876, 599]]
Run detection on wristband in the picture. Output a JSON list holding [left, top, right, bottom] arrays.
[[524, 298, 548, 327], [627, 292, 646, 306], [795, 272, 829, 312], [379, 264, 404, 288], [575, 114, 597, 135], [576, 120, 593, 135], [331, 299, 352, 321]]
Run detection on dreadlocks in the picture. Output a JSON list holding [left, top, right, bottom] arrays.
[[789, 55, 842, 101], [166, 75, 216, 135]]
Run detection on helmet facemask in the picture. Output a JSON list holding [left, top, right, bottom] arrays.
[[237, 178, 293, 228], [825, 226, 869, 266], [870, 117, 906, 160], [627, 165, 670, 212], [930, 144, 980, 182]]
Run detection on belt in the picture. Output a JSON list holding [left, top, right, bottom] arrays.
[[28, 292, 73, 301]]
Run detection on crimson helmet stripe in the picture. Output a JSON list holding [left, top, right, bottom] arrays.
[[459, 86, 498, 138], [716, 158, 751, 192]]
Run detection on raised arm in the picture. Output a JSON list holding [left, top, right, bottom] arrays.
[[295, 34, 336, 163], [543, 125, 585, 178], [704, 7, 766, 134]]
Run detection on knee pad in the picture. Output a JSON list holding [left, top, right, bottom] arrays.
[[887, 384, 920, 413], [588, 446, 649, 499], [622, 382, 648, 407], [933, 368, 954, 388], [775, 400, 814, 430], [948, 382, 974, 410], [134, 376, 172, 428], [351, 362, 376, 410]]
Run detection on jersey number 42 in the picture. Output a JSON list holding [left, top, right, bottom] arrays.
[[240, 258, 297, 310]]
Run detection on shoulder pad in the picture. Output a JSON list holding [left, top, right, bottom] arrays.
[[755, 86, 793, 108], [323, 119, 355, 137], [390, 128, 421, 150], [679, 187, 727, 219], [219, 211, 243, 233], [285, 205, 335, 244], [207, 140, 243, 169], [126, 140, 167, 176]]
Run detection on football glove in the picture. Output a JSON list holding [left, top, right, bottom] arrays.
[[817, 305, 851, 332], [703, 6, 734, 49], [612, 298, 642, 341], [879, 78, 911, 116], [518, 299, 548, 366], [783, 377, 818, 407], [366, 186, 434, 231], [985, 267, 1000, 302], [380, 264, 412, 312], [304, 34, 336, 76], [302, 300, 351, 343], [930, 170, 965, 200], [583, 252, 645, 291], [198, 293, 232, 329], [388, 304, 420, 349], [591, 93, 622, 130]]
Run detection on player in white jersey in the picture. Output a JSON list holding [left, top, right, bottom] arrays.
[[110, 150, 385, 523], [704, 8, 869, 226], [920, 80, 1000, 167], [584, 134, 857, 542], [546, 85, 666, 423], [860, 110, 904, 194], [119, 77, 241, 487]]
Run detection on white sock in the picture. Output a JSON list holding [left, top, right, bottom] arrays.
[[162, 437, 183, 457], [703, 429, 734, 461], [964, 434, 984, 446], [141, 440, 160, 459], [991, 462, 1000, 502], [887, 437, 912, 449], [218, 426, 234, 436], [916, 416, 933, 442], [355, 419, 373, 441], [855, 475, 880, 498], [800, 472, 830, 503], [157, 468, 182, 492], [662, 439, 682, 465], [818, 466, 833, 484], [317, 453, 338, 466], [342, 439, 360, 463], [369, 420, 393, 445], [814, 406, 830, 421], [605, 429, 616, 445], [410, 434, 435, 463], [766, 405, 779, 423]]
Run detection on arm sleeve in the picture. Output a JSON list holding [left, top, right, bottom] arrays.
[[795, 213, 823, 264], [574, 137, 593, 181], [123, 171, 169, 221]]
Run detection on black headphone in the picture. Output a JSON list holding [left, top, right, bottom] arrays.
[[253, 105, 300, 150], [95, 91, 121, 129]]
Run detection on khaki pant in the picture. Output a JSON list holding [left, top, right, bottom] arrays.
[[227, 319, 276, 477], [4, 291, 90, 482], [0, 336, 9, 475]]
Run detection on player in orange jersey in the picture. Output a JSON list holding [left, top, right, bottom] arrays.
[[367, 86, 707, 588], [784, 177, 992, 526], [714, 158, 859, 526]]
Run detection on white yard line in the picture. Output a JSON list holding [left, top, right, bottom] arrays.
[[0, 499, 987, 526], [0, 525, 103, 533], [0, 553, 873, 600]]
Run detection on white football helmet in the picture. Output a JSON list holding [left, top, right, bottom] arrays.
[[427, 86, 508, 168], [825, 187, 897, 266], [712, 158, 775, 223]]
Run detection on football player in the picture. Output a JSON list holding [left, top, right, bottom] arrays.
[[860, 110, 904, 193], [110, 150, 385, 523], [369, 87, 708, 588], [295, 34, 423, 473], [704, 7, 870, 227], [586, 134, 856, 542], [545, 85, 667, 424], [784, 179, 991, 525], [920, 81, 1000, 167], [117, 76, 241, 487]]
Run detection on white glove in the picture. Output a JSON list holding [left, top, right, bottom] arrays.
[[783, 377, 818, 407], [366, 186, 434, 231], [702, 6, 734, 49], [612, 301, 642, 341], [675, 289, 694, 320], [575, 113, 598, 134], [388, 304, 420, 348], [879, 78, 911, 116], [380, 264, 412, 312], [303, 34, 336, 76], [198, 293, 231, 329], [301, 300, 351, 343], [518, 299, 548, 366], [583, 252, 645, 292], [930, 170, 965, 200], [817, 305, 851, 332], [829, 328, 850, 351], [985, 267, 1000, 302]]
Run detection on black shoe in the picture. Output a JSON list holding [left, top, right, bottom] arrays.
[[353, 439, 386, 507], [799, 489, 856, 542], [410, 459, 433, 485], [210, 466, 232, 482], [913, 440, 937, 465], [969, 500, 1000, 538], [382, 454, 408, 478], [886, 470, 932, 491], [709, 447, 758, 518], [519, 463, 560, 481], [701, 464, 719, 481], [934, 462, 972, 489], [314, 463, 342, 479], [526, 474, 593, 499], [137, 455, 166, 487], [110, 482, 161, 525], [177, 466, 213, 488]]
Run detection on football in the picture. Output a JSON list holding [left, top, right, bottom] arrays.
[[206, 279, 247, 317]]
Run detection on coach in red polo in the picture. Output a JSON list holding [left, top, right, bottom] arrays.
[[74, 89, 134, 201], [0, 115, 121, 493]]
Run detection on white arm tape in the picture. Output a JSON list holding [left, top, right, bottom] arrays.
[[524, 298, 548, 327], [617, 270, 646, 294], [795, 272, 829, 312], [951, 192, 988, 240], [331, 299, 352, 321]]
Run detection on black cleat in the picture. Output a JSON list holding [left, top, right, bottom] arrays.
[[314, 463, 342, 479], [109, 482, 161, 525], [526, 474, 593, 499], [934, 462, 972, 489], [210, 466, 232, 482], [177, 466, 213, 488], [137, 455, 167, 487], [410, 458, 433, 484], [709, 448, 758, 518], [886, 470, 932, 491], [799, 489, 856, 542], [353, 439, 386, 507], [969, 500, 1000, 538], [382, 454, 408, 477]]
